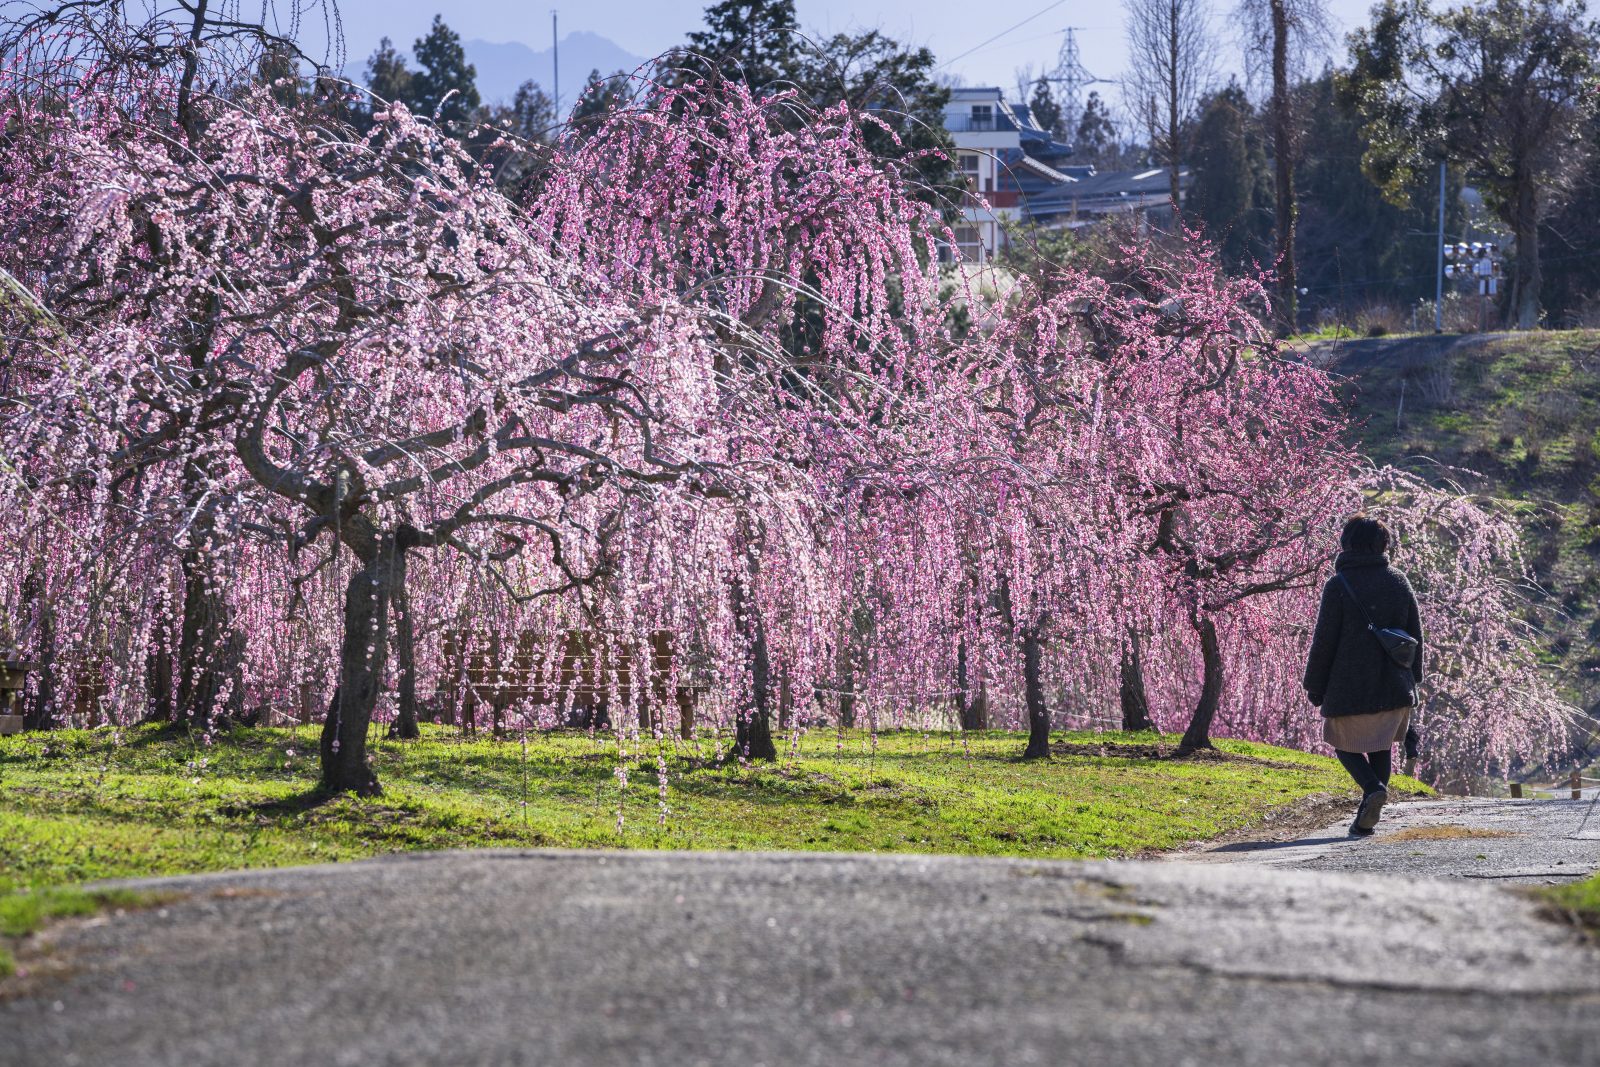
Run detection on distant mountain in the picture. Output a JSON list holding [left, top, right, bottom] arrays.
[[465, 32, 646, 107]]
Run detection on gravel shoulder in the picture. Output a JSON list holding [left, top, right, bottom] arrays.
[[1178, 795, 1600, 885], [4, 839, 1599, 1067]]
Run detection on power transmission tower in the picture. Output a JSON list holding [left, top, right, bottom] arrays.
[[1045, 28, 1109, 132]]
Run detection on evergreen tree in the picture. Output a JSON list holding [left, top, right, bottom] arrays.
[[1188, 83, 1272, 268], [507, 79, 555, 140], [1075, 91, 1119, 167], [1539, 108, 1600, 324], [364, 36, 414, 109], [257, 42, 305, 106], [795, 29, 955, 204], [680, 3, 955, 204], [1298, 72, 1464, 314], [1028, 78, 1065, 141], [475, 79, 557, 192], [571, 69, 631, 132], [684, 0, 800, 90], [410, 14, 480, 129]]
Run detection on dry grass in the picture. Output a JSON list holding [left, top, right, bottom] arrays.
[[1381, 824, 1516, 843]]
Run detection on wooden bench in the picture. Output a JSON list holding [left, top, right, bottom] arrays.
[[439, 629, 706, 737], [0, 659, 33, 734]]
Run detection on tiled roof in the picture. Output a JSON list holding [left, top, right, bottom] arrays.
[[1024, 167, 1193, 218]]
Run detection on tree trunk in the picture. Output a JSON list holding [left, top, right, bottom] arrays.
[[1269, 0, 1297, 332], [387, 550, 420, 740], [732, 623, 777, 761], [956, 635, 989, 730], [176, 537, 242, 728], [677, 686, 695, 740], [836, 622, 858, 729], [777, 668, 794, 730], [1020, 624, 1050, 759], [837, 666, 856, 729], [1167, 0, 1182, 216], [144, 605, 175, 724], [1119, 627, 1155, 732], [731, 582, 777, 762], [175, 0, 209, 138], [319, 538, 398, 795], [1176, 615, 1223, 754], [1510, 177, 1542, 330], [21, 569, 56, 731]]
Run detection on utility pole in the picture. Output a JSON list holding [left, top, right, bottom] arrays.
[[1434, 160, 1445, 334], [552, 9, 560, 117]]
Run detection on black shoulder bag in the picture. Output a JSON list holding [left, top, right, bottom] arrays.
[[1335, 572, 1419, 671], [1336, 573, 1423, 759]]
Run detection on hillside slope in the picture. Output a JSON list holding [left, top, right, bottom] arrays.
[[1313, 330, 1600, 722]]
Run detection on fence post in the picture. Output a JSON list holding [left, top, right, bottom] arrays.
[[1572, 771, 1582, 800]]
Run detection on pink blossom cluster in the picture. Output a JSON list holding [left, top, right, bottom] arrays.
[[0, 53, 1573, 793]]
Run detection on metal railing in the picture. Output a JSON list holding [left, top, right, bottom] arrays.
[[945, 115, 999, 133], [1508, 772, 1599, 799]]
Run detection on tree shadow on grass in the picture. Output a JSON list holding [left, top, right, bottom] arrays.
[[219, 789, 350, 819]]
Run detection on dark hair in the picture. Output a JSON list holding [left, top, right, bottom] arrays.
[[1340, 514, 1390, 555]]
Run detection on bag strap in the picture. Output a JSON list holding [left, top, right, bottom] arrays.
[[1334, 571, 1379, 633]]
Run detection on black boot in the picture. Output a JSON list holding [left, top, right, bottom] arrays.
[[1350, 789, 1386, 835]]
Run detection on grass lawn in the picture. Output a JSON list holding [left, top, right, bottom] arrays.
[[0, 723, 1425, 975], [0, 723, 1416, 883]]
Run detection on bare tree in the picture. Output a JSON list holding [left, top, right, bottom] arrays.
[[0, 0, 344, 132], [1125, 0, 1215, 214], [1345, 0, 1600, 330], [1238, 0, 1331, 331], [1013, 62, 1040, 108]]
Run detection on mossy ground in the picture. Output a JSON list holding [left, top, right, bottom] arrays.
[[1543, 872, 1600, 936], [0, 886, 156, 977]]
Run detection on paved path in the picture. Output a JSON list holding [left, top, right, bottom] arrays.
[[1300, 332, 1501, 374], [1181, 795, 1600, 885], [4, 837, 1599, 1067]]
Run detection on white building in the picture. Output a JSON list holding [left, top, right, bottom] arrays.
[[943, 87, 1080, 264], [942, 87, 1191, 264]]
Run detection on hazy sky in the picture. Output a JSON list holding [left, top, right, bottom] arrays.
[[324, 0, 1384, 113]]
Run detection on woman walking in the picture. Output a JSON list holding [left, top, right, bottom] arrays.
[[1303, 515, 1424, 836]]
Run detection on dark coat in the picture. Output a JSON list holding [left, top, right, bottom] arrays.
[[1303, 551, 1424, 718]]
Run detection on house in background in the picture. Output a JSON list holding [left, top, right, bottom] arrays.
[[943, 86, 1190, 266], [943, 87, 1081, 264], [1024, 166, 1192, 231]]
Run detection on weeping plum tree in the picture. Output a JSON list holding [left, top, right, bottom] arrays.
[[1357, 466, 1573, 781], [3, 94, 727, 791], [1104, 256, 1350, 755], [0, 54, 972, 787], [964, 234, 1350, 757], [0, 0, 345, 729], [538, 75, 962, 759], [0, 13, 1578, 792]]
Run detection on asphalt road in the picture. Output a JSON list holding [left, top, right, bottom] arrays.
[[5, 829, 1599, 1067], [1300, 332, 1500, 374]]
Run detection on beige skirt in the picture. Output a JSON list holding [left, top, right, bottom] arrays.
[[1324, 705, 1411, 754]]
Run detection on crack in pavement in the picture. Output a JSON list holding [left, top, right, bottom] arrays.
[[2, 798, 1597, 1067]]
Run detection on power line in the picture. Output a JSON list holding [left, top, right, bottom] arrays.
[[938, 0, 1072, 71]]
